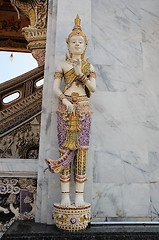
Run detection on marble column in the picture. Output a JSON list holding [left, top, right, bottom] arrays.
[[36, 0, 92, 224]]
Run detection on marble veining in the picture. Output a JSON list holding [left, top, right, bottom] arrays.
[[92, 183, 151, 218], [92, 0, 141, 41], [94, 64, 143, 92], [93, 151, 149, 184], [149, 152, 159, 182], [92, 38, 143, 68]]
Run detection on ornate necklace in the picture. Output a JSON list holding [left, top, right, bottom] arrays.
[[66, 58, 79, 65]]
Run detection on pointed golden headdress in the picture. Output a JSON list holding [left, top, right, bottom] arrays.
[[66, 14, 88, 45]]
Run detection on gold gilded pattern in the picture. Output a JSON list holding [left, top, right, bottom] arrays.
[[90, 71, 96, 79], [63, 60, 91, 94], [74, 148, 87, 183], [60, 151, 71, 182], [53, 203, 91, 231], [63, 68, 76, 87], [56, 95, 92, 121], [62, 113, 81, 151], [60, 148, 87, 183], [59, 93, 66, 102], [54, 72, 63, 80], [75, 149, 87, 176]]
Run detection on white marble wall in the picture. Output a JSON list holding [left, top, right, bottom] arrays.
[[36, 0, 159, 223], [91, 0, 159, 221]]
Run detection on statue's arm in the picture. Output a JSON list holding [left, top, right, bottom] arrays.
[[85, 64, 96, 93], [53, 78, 63, 98], [53, 63, 75, 114], [73, 60, 96, 93], [53, 63, 64, 97]]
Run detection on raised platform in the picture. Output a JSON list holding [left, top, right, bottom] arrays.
[[2, 220, 159, 240], [53, 203, 91, 231]]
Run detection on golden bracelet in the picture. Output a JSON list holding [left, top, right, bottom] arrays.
[[59, 93, 66, 101], [54, 71, 63, 80], [90, 71, 96, 79], [78, 74, 88, 84]]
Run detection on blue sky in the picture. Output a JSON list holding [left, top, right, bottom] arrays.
[[0, 51, 38, 84]]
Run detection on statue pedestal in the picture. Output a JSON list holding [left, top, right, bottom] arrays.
[[53, 203, 91, 231]]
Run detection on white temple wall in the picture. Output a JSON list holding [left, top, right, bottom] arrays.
[[91, 0, 159, 221], [36, 0, 159, 223]]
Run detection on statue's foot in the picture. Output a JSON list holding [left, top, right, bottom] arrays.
[[75, 194, 85, 207], [61, 193, 71, 207]]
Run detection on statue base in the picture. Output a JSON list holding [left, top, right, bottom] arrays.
[[53, 203, 91, 231]]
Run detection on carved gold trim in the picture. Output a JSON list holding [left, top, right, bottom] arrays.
[[10, 0, 48, 65], [22, 27, 47, 42]]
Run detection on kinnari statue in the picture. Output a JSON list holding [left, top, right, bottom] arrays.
[[45, 15, 96, 231]]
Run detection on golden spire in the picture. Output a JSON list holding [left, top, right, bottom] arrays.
[[72, 14, 81, 31]]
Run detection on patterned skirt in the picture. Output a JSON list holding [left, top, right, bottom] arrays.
[[56, 95, 92, 151], [45, 95, 92, 174]]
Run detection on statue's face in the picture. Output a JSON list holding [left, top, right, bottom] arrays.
[[68, 35, 86, 56]]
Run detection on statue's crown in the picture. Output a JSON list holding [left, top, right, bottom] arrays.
[[72, 14, 81, 31], [66, 14, 88, 45]]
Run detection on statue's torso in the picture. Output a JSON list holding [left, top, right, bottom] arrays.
[[61, 60, 91, 97]]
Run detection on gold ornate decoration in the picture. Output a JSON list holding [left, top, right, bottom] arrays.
[[53, 203, 91, 231], [10, 0, 48, 66], [54, 71, 63, 80], [0, 177, 37, 233], [62, 113, 81, 151], [58, 93, 66, 102], [62, 93, 81, 151], [0, 1, 30, 52]]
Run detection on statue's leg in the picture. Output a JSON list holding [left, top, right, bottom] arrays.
[[57, 111, 72, 206], [61, 182, 70, 207], [75, 181, 85, 207], [60, 158, 71, 207], [74, 148, 87, 207]]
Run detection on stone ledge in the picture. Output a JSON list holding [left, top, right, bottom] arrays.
[[0, 159, 38, 178], [2, 220, 159, 240]]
